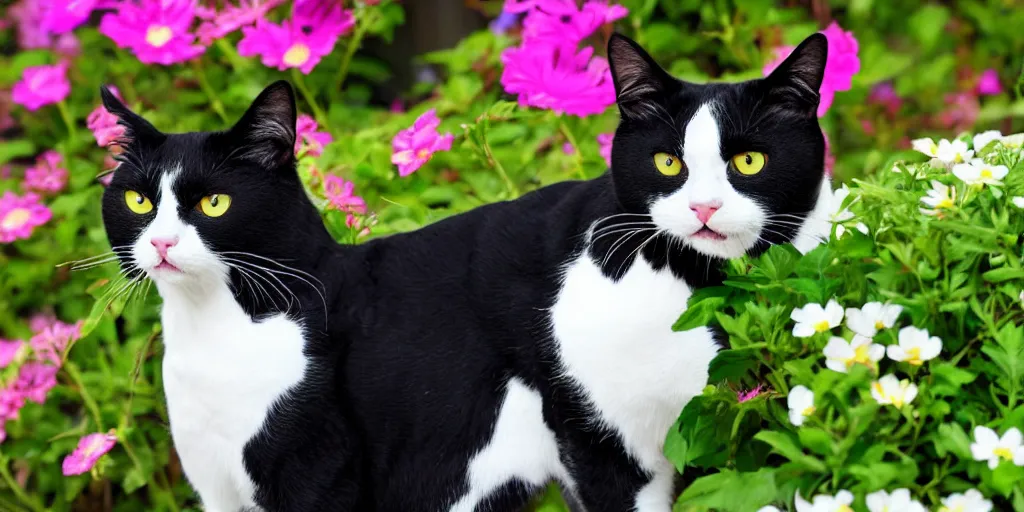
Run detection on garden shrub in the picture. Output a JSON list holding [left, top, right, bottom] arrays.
[[0, 0, 1022, 510]]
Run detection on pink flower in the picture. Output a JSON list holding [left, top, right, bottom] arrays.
[[501, 43, 616, 117], [28, 313, 57, 333], [14, 362, 58, 404], [390, 109, 454, 177], [237, 2, 353, 74], [12, 63, 71, 111], [295, 114, 333, 157], [503, 0, 542, 13], [762, 22, 859, 117], [41, 0, 109, 34], [9, 0, 52, 49], [99, 0, 206, 65], [195, 0, 285, 45], [937, 92, 980, 133], [521, 0, 627, 45], [323, 175, 366, 214], [23, 151, 68, 195], [53, 32, 81, 57], [389, 99, 405, 113], [62, 431, 118, 476], [30, 320, 81, 367], [0, 192, 52, 243], [976, 69, 1002, 96], [737, 385, 765, 403], [87, 87, 127, 147], [597, 132, 613, 167], [868, 82, 902, 117], [0, 340, 24, 369]]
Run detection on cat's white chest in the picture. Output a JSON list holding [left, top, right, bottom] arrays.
[[158, 284, 307, 512], [551, 255, 719, 472]]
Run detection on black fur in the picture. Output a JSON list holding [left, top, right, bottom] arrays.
[[100, 33, 827, 512]]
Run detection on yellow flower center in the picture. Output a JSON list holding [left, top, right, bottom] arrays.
[[937, 198, 954, 209], [813, 320, 831, 333], [875, 320, 886, 330], [994, 447, 1014, 460], [929, 142, 938, 155], [416, 148, 431, 160], [954, 153, 965, 163], [1, 208, 31, 230], [980, 169, 993, 179], [145, 25, 173, 47], [845, 344, 875, 369], [906, 347, 923, 365], [283, 43, 311, 67], [802, 405, 815, 417], [838, 506, 854, 512]]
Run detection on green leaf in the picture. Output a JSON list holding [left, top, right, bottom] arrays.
[[673, 296, 727, 331], [933, 423, 973, 459], [676, 468, 778, 511], [664, 396, 727, 471], [990, 463, 1024, 497], [930, 363, 978, 397], [122, 467, 147, 494], [797, 427, 833, 457], [753, 431, 827, 472], [707, 348, 761, 384], [981, 268, 1024, 283]]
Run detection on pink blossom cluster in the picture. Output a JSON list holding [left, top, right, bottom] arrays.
[[0, 191, 52, 243], [62, 431, 118, 476], [12, 63, 71, 111], [7, 0, 87, 54], [87, 86, 127, 147], [295, 114, 334, 157], [499, 0, 627, 117], [0, 317, 82, 443], [238, 0, 354, 74], [762, 22, 860, 118], [390, 109, 454, 177], [99, 0, 206, 65], [23, 151, 69, 195]]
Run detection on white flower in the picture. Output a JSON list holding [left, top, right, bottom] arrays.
[[887, 327, 942, 365], [970, 426, 1024, 470], [791, 300, 844, 337], [846, 302, 903, 337], [787, 385, 815, 427], [866, 489, 926, 512], [920, 180, 957, 216], [972, 130, 1002, 151], [1012, 196, 1024, 209], [936, 139, 974, 167], [911, 137, 941, 158], [795, 490, 854, 512], [952, 159, 1009, 187], [1001, 132, 1024, 149], [823, 335, 884, 373], [757, 507, 782, 512], [871, 374, 918, 408], [821, 185, 870, 239], [938, 489, 993, 512]]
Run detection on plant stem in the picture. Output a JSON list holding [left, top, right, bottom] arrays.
[[0, 454, 45, 512], [121, 436, 179, 512], [292, 68, 328, 127], [191, 60, 229, 123], [481, 136, 518, 197], [332, 8, 377, 103], [559, 119, 587, 181], [64, 362, 104, 431], [56, 101, 76, 144]]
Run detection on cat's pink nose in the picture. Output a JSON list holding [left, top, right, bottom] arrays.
[[151, 237, 179, 259], [690, 201, 722, 224]]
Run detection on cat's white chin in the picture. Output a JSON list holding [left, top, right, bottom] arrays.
[[680, 228, 756, 259]]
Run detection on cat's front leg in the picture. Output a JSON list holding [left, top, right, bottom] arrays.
[[564, 447, 675, 512]]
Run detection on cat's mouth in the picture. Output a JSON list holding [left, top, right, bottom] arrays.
[[154, 259, 182, 273], [690, 227, 727, 241]]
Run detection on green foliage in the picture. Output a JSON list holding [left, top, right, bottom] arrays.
[[0, 0, 1022, 510]]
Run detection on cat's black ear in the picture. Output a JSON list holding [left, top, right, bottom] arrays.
[[99, 85, 164, 146], [228, 80, 297, 167], [763, 33, 828, 116], [607, 33, 677, 119]]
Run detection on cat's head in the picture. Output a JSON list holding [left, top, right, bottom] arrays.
[[606, 33, 830, 260], [100, 81, 325, 300]]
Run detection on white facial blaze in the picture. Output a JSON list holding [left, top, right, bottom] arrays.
[[648, 103, 767, 259], [131, 169, 228, 289]]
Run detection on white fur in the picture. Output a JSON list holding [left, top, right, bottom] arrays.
[[649, 103, 766, 259], [449, 378, 570, 512], [551, 254, 720, 511], [134, 173, 307, 512], [791, 177, 833, 253]]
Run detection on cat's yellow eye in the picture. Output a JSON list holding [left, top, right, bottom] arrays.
[[731, 151, 767, 175], [654, 152, 683, 176], [198, 194, 232, 217], [124, 190, 153, 214]]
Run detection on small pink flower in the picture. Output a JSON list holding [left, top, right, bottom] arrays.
[[9, 0, 51, 49], [976, 69, 1002, 96], [12, 63, 71, 111], [868, 82, 902, 117], [40, 0, 108, 34], [503, 0, 542, 13], [23, 151, 68, 195], [53, 32, 81, 57], [0, 191, 52, 243], [762, 22, 859, 117], [62, 431, 118, 476], [237, 2, 353, 74], [390, 109, 455, 177], [0, 340, 24, 369], [937, 92, 980, 133], [14, 362, 58, 404], [87, 86, 126, 147], [28, 313, 57, 333], [30, 320, 81, 367], [389, 99, 405, 113], [597, 132, 613, 167], [295, 114, 333, 157], [737, 385, 765, 403], [99, 155, 117, 186], [521, 0, 627, 45], [562, 142, 575, 155], [323, 175, 366, 214], [501, 43, 616, 117], [99, 0, 206, 65], [195, 0, 285, 45]]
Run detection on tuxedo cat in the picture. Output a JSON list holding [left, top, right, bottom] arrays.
[[99, 32, 830, 512]]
